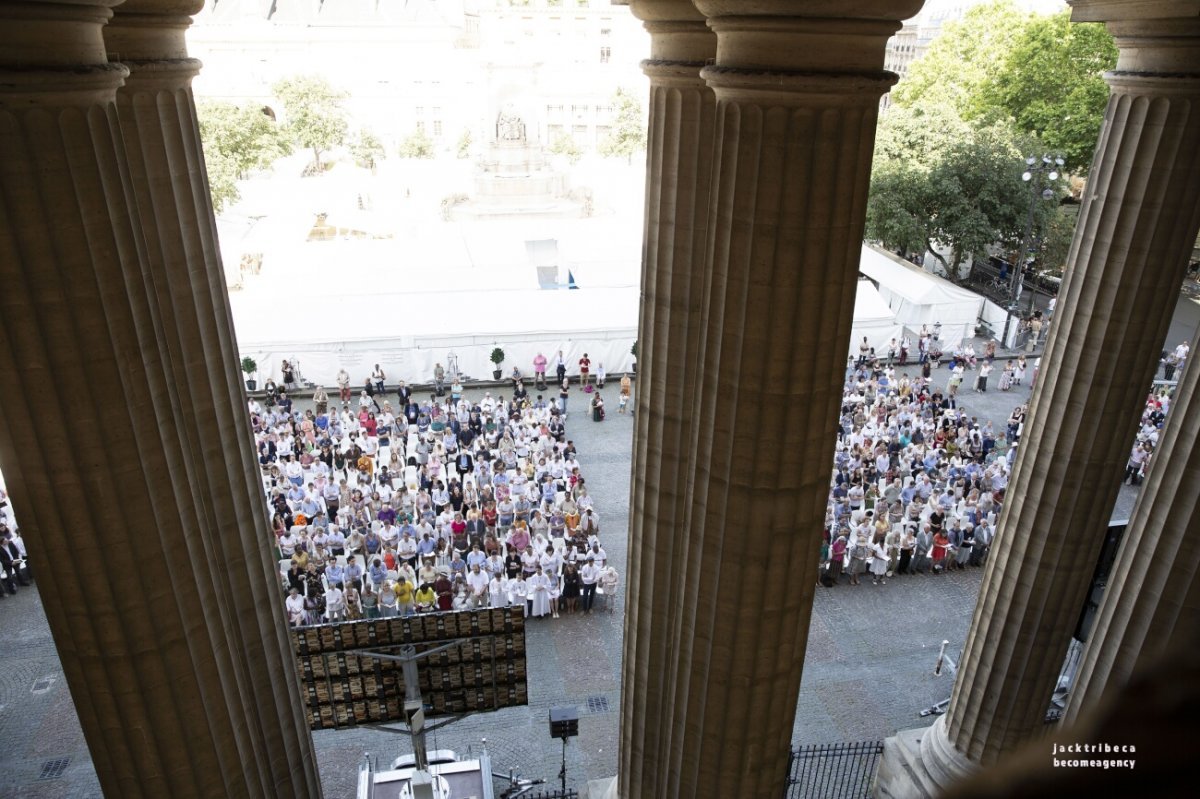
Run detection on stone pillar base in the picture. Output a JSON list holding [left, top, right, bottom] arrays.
[[875, 717, 976, 799], [586, 775, 618, 799]]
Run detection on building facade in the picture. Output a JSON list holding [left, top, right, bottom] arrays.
[[187, 0, 647, 153]]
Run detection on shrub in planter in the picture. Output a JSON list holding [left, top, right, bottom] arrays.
[[241, 356, 258, 390], [490, 347, 505, 380]]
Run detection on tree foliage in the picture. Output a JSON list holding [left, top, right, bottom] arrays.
[[398, 128, 435, 159], [598, 87, 646, 164], [272, 75, 349, 171], [350, 129, 385, 169], [892, 0, 1115, 173], [977, 12, 1116, 172], [866, 103, 1064, 283], [198, 101, 292, 213], [549, 131, 583, 164], [457, 128, 473, 159], [892, 1, 1030, 115]]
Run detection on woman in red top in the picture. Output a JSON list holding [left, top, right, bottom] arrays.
[[931, 530, 951, 573], [482, 501, 499, 534], [363, 412, 378, 437]]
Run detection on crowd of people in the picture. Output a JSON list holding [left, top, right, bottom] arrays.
[[0, 490, 31, 598], [824, 325, 1182, 587], [820, 347, 1017, 587], [253, 361, 623, 626]]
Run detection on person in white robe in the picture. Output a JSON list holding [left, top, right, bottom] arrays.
[[527, 566, 553, 618], [488, 573, 508, 607]]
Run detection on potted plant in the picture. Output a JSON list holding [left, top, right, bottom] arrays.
[[241, 356, 258, 391], [490, 347, 505, 380]]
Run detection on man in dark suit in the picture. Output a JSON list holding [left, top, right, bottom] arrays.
[[0, 535, 27, 594], [456, 450, 474, 481]]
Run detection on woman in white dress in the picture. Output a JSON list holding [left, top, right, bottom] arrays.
[[870, 538, 890, 585], [527, 565, 552, 618]]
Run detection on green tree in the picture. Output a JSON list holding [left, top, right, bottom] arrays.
[[272, 75, 349, 171], [350, 129, 385, 169], [456, 128, 473, 159], [978, 12, 1116, 172], [200, 145, 240, 214], [892, 1, 1115, 173], [598, 87, 646, 164], [198, 101, 292, 212], [398, 128, 435, 159], [892, 1, 1032, 116], [549, 131, 583, 164], [866, 104, 1060, 283]]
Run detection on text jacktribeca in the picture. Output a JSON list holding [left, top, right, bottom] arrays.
[[1051, 743, 1135, 755]]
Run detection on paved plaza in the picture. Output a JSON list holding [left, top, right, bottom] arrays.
[[0, 375, 1140, 797]]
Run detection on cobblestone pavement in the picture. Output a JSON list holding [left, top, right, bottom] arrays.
[[0, 379, 1140, 796]]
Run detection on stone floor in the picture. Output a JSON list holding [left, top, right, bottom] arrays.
[[0, 379, 1140, 797]]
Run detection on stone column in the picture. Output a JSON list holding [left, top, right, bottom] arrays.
[[1065, 320, 1200, 724], [619, 4, 717, 799], [876, 5, 1200, 796], [628, 3, 921, 797], [104, 2, 324, 795], [0, 1, 319, 797]]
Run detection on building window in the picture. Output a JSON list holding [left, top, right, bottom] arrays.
[[600, 46, 611, 63], [573, 124, 588, 138], [416, 106, 424, 116], [416, 121, 426, 134], [548, 124, 564, 139], [571, 104, 585, 116], [433, 120, 443, 137]]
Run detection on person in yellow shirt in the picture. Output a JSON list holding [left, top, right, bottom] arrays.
[[395, 576, 415, 616], [414, 582, 436, 612]]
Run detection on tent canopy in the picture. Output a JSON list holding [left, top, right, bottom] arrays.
[[858, 244, 984, 347]]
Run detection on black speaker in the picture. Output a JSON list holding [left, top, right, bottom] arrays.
[[1073, 520, 1128, 643], [549, 706, 579, 739]]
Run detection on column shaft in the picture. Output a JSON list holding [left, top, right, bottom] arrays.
[[0, 1, 321, 796], [620, 4, 717, 799], [106, 3, 323, 794], [660, 4, 920, 796], [1066, 321, 1200, 723], [942, 13, 1200, 769]]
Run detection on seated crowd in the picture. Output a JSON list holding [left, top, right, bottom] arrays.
[[252, 375, 620, 626]]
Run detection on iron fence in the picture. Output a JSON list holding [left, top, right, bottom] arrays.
[[785, 741, 884, 799], [514, 791, 579, 799]]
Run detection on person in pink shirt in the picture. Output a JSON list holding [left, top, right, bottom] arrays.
[[533, 352, 548, 388]]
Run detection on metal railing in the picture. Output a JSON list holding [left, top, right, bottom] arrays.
[[785, 741, 885, 799]]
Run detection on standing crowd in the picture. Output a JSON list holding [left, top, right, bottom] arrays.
[[254, 355, 623, 626], [824, 325, 1181, 586]]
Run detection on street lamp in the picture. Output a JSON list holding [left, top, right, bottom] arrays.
[[1001, 154, 1063, 348]]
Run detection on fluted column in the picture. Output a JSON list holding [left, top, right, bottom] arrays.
[[104, 2, 323, 796], [1065, 320, 1200, 724], [619, 3, 717, 799], [631, 4, 923, 797], [0, 1, 319, 797], [906, 4, 1200, 792]]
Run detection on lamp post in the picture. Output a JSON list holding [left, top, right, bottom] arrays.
[[1002, 154, 1063, 348]]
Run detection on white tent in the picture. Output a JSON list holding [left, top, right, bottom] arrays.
[[858, 244, 985, 347], [850, 279, 905, 357]]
